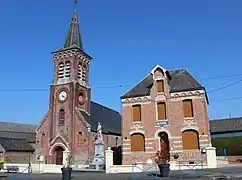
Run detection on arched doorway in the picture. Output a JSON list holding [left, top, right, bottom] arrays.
[[54, 146, 64, 165], [158, 132, 169, 155]]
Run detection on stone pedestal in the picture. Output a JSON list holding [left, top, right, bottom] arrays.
[[91, 140, 105, 166]]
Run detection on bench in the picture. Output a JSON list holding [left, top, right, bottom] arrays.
[[5, 166, 19, 173]]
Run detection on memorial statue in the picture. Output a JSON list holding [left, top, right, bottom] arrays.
[[97, 122, 103, 142]]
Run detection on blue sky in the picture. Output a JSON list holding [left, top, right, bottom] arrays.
[[0, 0, 242, 124]]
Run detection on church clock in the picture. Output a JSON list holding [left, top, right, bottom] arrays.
[[58, 90, 68, 102]]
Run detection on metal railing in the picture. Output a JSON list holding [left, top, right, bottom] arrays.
[[131, 163, 159, 180]]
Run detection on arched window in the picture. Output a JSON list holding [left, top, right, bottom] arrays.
[[65, 61, 71, 78], [41, 133, 45, 148], [131, 133, 145, 152], [182, 129, 199, 150], [82, 65, 87, 83], [58, 62, 64, 79], [59, 109, 65, 126], [78, 63, 82, 81], [77, 132, 82, 147]]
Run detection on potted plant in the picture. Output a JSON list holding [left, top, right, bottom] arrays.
[[61, 153, 73, 180], [154, 142, 170, 177]]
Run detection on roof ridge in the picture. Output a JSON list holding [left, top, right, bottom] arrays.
[[0, 136, 27, 141], [0, 121, 38, 126], [211, 117, 242, 121]]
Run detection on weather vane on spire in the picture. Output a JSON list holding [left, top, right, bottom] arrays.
[[74, 0, 78, 8]]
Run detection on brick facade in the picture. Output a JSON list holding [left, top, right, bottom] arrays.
[[121, 66, 211, 165]]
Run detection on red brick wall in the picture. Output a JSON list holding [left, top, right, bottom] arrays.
[[4, 151, 34, 164], [121, 67, 211, 164]]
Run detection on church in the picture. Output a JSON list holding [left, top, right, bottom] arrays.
[[34, 7, 122, 165], [0, 6, 121, 165]]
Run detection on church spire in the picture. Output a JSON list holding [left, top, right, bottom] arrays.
[[64, 0, 83, 50]]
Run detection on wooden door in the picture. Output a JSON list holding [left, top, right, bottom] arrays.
[[55, 147, 63, 165]]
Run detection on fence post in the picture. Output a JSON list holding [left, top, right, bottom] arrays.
[[105, 147, 113, 173], [205, 147, 217, 168], [223, 148, 227, 157]]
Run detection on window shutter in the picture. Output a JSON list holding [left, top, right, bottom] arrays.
[[131, 133, 145, 152], [183, 100, 194, 118], [133, 105, 141, 121], [157, 80, 164, 92], [157, 102, 166, 120], [182, 130, 199, 150]]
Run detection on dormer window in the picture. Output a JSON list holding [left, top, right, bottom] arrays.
[[156, 80, 164, 93]]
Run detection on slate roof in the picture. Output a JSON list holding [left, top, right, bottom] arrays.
[[121, 69, 206, 99], [64, 9, 83, 50], [0, 122, 37, 143], [79, 101, 121, 135], [0, 137, 35, 152], [209, 117, 242, 134]]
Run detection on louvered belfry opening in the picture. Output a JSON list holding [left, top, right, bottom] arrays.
[[58, 62, 64, 79], [65, 61, 71, 78], [157, 102, 166, 120], [182, 129, 199, 150], [132, 104, 141, 121], [183, 99, 194, 118], [131, 133, 145, 152]]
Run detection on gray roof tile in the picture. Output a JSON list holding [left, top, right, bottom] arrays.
[[0, 137, 35, 152], [80, 101, 121, 135], [121, 69, 205, 99], [209, 117, 242, 133], [0, 122, 37, 133]]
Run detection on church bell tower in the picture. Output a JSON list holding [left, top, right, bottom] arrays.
[[48, 4, 92, 143]]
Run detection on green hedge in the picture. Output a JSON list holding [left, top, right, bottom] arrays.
[[212, 136, 242, 156]]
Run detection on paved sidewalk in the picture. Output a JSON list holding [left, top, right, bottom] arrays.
[[1, 166, 242, 180]]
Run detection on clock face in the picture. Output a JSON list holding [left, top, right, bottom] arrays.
[[59, 91, 67, 102]]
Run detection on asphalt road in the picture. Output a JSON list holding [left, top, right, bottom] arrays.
[[1, 165, 242, 180]]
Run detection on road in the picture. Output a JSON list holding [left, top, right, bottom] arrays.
[[1, 165, 242, 179]]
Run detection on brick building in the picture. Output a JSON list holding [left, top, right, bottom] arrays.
[[34, 8, 122, 165], [121, 65, 211, 165], [0, 122, 36, 164]]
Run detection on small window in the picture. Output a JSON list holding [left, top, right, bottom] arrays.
[[116, 137, 118, 147], [77, 132, 82, 147], [157, 102, 166, 120], [59, 109, 65, 125], [131, 133, 145, 152], [156, 80, 164, 93], [182, 130, 199, 150], [132, 105, 141, 121], [58, 62, 64, 79], [183, 99, 194, 118], [41, 133, 45, 148]]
